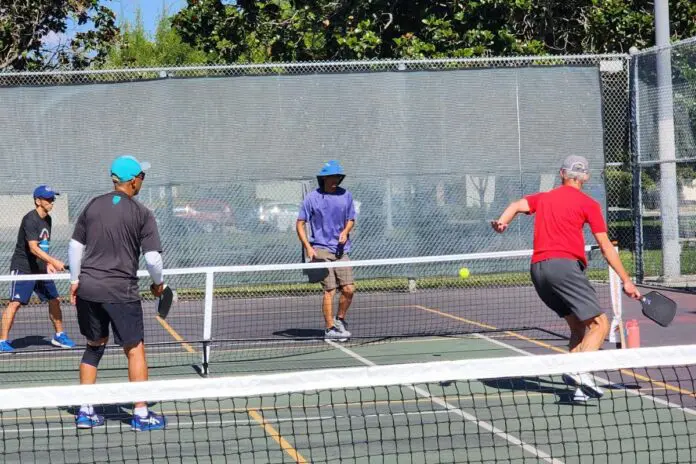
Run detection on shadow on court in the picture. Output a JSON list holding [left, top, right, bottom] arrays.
[[11, 335, 53, 349]]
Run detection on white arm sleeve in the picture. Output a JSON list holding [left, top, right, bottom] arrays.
[[68, 239, 85, 283], [144, 251, 164, 285]]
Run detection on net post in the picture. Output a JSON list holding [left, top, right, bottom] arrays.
[[608, 243, 625, 348], [202, 271, 214, 376]]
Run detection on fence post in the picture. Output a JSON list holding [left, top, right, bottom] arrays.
[[655, 0, 681, 279], [629, 47, 644, 284]]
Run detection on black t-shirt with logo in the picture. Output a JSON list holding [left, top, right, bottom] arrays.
[[11, 210, 52, 274], [72, 191, 162, 303]]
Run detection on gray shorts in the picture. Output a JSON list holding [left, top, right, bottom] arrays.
[[314, 248, 354, 291], [530, 258, 603, 321]]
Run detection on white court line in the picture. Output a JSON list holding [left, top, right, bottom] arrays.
[[472, 332, 696, 416], [325, 339, 563, 464]]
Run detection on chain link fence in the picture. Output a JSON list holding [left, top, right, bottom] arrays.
[[0, 55, 630, 274], [631, 36, 696, 285]]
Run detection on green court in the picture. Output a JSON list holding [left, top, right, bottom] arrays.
[[2, 331, 696, 463]]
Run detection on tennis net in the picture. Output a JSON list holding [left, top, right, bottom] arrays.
[[1, 344, 695, 463], [0, 247, 621, 376]]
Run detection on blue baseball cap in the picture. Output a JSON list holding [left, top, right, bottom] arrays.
[[110, 155, 151, 182], [33, 185, 59, 199]]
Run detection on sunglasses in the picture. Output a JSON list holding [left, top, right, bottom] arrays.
[[42, 197, 56, 203], [136, 172, 146, 180]]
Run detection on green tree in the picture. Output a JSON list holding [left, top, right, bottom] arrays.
[[171, 0, 696, 64], [0, 0, 118, 70], [102, 10, 208, 68]]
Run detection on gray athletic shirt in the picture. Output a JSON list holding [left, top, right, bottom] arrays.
[[72, 191, 162, 303]]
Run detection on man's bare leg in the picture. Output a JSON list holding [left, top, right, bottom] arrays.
[[323, 290, 336, 329], [125, 341, 148, 410], [1, 301, 21, 341], [336, 284, 355, 320], [48, 298, 64, 334], [565, 313, 586, 352], [571, 313, 609, 353]]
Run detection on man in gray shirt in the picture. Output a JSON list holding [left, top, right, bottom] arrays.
[[68, 155, 166, 432]]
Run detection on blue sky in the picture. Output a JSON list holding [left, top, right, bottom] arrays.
[[41, 1, 187, 49], [107, 0, 187, 36]]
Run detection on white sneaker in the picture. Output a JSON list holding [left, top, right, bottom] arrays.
[[324, 327, 348, 342], [562, 372, 603, 399], [573, 387, 590, 402], [334, 319, 351, 339]]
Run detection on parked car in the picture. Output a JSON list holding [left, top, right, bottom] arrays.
[[258, 202, 300, 232], [173, 200, 234, 232]]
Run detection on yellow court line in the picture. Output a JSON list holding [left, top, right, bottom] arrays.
[[155, 315, 196, 354], [5, 387, 664, 425], [413, 305, 696, 398], [248, 409, 308, 463]]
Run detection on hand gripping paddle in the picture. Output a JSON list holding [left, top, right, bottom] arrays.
[[155, 284, 175, 319]]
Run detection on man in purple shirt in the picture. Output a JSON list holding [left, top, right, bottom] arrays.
[[297, 160, 356, 341]]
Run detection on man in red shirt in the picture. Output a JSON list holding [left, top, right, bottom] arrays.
[[491, 155, 641, 401]]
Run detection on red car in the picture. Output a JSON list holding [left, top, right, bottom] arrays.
[[173, 200, 233, 232]]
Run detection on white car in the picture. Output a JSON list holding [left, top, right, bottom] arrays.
[[258, 202, 300, 231]]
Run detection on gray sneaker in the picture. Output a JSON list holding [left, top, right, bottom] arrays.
[[325, 327, 349, 342], [334, 319, 351, 339], [334, 318, 347, 332]]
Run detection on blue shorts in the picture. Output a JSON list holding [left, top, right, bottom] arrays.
[[9, 270, 60, 305]]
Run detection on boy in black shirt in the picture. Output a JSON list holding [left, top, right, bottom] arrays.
[[0, 185, 74, 352]]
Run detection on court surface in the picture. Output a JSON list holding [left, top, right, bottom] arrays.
[[1, 285, 695, 463]]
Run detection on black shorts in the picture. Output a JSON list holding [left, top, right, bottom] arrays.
[[530, 258, 603, 322], [76, 298, 144, 347]]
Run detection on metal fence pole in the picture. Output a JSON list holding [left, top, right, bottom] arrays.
[[655, 0, 681, 279], [629, 47, 644, 283]]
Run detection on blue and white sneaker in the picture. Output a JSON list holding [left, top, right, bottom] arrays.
[[0, 340, 14, 352], [51, 333, 76, 348], [75, 411, 105, 429], [131, 411, 166, 431]]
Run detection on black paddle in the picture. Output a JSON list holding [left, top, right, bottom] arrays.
[[154, 284, 174, 319], [640, 291, 677, 327]]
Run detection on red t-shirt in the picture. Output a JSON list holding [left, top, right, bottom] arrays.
[[524, 185, 607, 266]]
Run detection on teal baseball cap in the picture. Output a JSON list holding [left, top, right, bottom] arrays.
[[110, 155, 151, 182]]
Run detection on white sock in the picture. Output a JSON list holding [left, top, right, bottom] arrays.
[[80, 404, 94, 415], [56, 332, 64, 337], [134, 406, 149, 418]]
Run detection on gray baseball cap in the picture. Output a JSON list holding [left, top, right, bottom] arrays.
[[561, 155, 589, 174]]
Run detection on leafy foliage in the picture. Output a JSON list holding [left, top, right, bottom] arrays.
[[102, 11, 208, 68], [0, 0, 118, 70], [170, 0, 696, 64]]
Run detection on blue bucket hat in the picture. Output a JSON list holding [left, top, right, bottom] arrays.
[[33, 185, 59, 200], [316, 160, 345, 190], [111, 155, 151, 182]]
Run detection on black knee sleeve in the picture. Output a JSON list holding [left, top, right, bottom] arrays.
[[81, 344, 106, 367]]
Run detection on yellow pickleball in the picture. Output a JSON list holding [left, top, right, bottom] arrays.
[[458, 267, 470, 279]]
